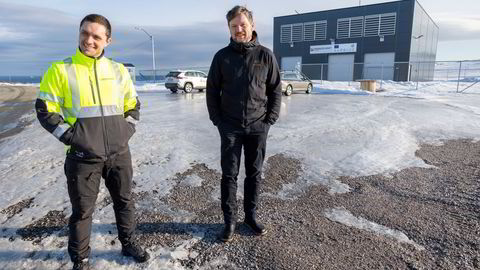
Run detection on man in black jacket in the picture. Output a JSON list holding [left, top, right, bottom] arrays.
[[206, 5, 282, 242]]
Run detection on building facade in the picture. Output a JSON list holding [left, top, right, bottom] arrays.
[[273, 0, 438, 81]]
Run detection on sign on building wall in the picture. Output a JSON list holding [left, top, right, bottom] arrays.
[[310, 43, 357, 54]]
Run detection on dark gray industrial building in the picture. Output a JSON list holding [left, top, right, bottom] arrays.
[[273, 0, 438, 81]]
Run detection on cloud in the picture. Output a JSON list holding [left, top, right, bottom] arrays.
[[0, 25, 32, 41], [109, 22, 229, 71], [0, 1, 275, 75], [0, 2, 77, 74], [434, 14, 480, 41], [109, 21, 274, 73]]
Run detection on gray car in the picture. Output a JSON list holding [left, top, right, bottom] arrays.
[[280, 71, 313, 96]]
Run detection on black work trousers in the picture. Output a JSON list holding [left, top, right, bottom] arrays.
[[218, 120, 270, 224], [64, 149, 135, 262]]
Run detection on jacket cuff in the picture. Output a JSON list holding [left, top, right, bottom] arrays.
[[264, 116, 276, 125], [59, 127, 74, 145], [125, 116, 138, 125], [124, 110, 140, 120]]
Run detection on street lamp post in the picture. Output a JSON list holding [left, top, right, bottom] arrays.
[[412, 34, 424, 89], [135, 27, 156, 82]]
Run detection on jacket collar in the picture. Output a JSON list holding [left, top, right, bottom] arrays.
[[73, 48, 106, 67], [229, 31, 259, 53]]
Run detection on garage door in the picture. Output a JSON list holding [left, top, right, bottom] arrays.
[[363, 52, 395, 80], [281, 57, 302, 72], [328, 54, 354, 81]]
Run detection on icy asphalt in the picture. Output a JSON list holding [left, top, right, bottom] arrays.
[[0, 84, 479, 269]]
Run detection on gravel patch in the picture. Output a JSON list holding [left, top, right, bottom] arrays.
[[11, 140, 479, 269], [134, 141, 478, 269], [336, 139, 480, 269], [135, 163, 224, 249], [1, 197, 34, 220], [164, 163, 221, 216], [16, 210, 67, 245], [262, 153, 302, 195]]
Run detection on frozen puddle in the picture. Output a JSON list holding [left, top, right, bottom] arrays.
[[324, 207, 424, 251]]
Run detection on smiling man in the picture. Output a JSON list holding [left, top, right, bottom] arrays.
[[35, 14, 149, 270], [206, 6, 282, 242]]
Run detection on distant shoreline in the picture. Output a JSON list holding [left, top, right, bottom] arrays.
[[0, 85, 38, 142], [0, 76, 42, 84]]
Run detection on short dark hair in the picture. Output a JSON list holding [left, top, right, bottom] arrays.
[[226, 5, 253, 24], [79, 14, 112, 38]]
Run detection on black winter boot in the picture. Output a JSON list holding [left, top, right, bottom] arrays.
[[245, 217, 267, 235], [219, 223, 236, 242], [72, 258, 90, 270], [122, 241, 150, 262]]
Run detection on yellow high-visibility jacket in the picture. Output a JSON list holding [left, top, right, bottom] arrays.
[[36, 48, 140, 161]]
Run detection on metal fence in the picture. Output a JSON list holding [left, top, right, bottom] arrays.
[[298, 60, 480, 93], [300, 62, 410, 82], [136, 67, 210, 83], [87, 61, 480, 93], [1, 61, 478, 93], [433, 61, 480, 93]]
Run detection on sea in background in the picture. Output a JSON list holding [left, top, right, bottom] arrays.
[[0, 75, 165, 84], [0, 76, 42, 84]]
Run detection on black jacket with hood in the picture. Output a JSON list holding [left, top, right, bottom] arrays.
[[206, 32, 282, 130]]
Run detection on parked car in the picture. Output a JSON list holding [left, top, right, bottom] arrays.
[[280, 71, 313, 96], [165, 70, 208, 93]]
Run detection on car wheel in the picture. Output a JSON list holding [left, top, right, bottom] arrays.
[[184, 82, 193, 93], [170, 88, 178, 93], [285, 85, 293, 96], [306, 83, 313, 94]]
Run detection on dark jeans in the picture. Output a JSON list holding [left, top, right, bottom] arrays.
[[218, 120, 270, 224], [64, 149, 135, 262]]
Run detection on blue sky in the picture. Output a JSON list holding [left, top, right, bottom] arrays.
[[0, 0, 479, 75]]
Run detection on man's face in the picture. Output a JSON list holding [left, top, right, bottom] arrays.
[[228, 13, 254, 43], [78, 21, 111, 58]]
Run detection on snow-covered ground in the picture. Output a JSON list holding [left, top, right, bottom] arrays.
[[1, 80, 480, 269]]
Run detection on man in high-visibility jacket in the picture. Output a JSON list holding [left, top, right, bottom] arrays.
[[36, 14, 149, 270]]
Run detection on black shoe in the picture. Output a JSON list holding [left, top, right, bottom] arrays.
[[219, 223, 236, 242], [72, 259, 90, 270], [122, 241, 150, 263], [245, 218, 267, 235]]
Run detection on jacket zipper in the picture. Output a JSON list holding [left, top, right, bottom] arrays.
[[242, 52, 248, 127], [94, 59, 110, 160], [89, 79, 97, 104]]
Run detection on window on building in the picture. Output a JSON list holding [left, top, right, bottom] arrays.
[[337, 16, 364, 39], [350, 17, 364, 38], [281, 25, 292, 43], [315, 21, 327, 40], [337, 19, 350, 39], [282, 20, 327, 43], [364, 13, 396, 37], [292, 23, 303, 42], [364, 15, 380, 37], [379, 13, 396, 36], [304, 20, 327, 41], [304, 22, 315, 41]]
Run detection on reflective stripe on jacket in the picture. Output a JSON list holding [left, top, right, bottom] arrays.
[[36, 48, 140, 161]]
